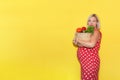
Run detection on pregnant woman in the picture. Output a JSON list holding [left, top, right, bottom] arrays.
[[74, 14, 102, 80]]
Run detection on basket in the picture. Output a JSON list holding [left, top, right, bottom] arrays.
[[75, 32, 92, 41]]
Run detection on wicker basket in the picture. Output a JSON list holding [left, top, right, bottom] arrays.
[[75, 32, 92, 41]]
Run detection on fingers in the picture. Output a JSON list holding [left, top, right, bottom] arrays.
[[76, 38, 79, 43]]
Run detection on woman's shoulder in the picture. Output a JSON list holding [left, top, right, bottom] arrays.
[[94, 29, 102, 38], [98, 29, 102, 36], [97, 30, 102, 39]]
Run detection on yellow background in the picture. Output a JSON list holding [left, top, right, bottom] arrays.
[[0, 0, 120, 80]]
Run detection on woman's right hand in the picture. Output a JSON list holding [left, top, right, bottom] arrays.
[[73, 38, 83, 47], [73, 38, 77, 45]]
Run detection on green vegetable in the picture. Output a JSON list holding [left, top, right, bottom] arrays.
[[85, 26, 94, 33]]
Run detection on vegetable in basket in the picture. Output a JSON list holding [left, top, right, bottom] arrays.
[[73, 26, 94, 46]]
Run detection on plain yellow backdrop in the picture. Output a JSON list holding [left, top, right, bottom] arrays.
[[0, 0, 120, 80]]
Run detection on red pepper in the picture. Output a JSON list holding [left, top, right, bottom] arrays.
[[76, 28, 82, 32]]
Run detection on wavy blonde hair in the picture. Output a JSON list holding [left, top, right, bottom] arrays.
[[87, 14, 100, 29]]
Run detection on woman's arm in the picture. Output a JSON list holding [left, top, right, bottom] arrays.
[[76, 30, 100, 48]]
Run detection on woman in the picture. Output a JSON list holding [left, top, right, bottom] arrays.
[[75, 14, 102, 80]]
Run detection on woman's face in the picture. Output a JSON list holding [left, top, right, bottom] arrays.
[[88, 17, 97, 27]]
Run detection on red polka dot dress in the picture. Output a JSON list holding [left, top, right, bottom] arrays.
[[77, 31, 102, 80]]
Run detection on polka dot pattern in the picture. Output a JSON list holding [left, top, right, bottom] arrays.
[[77, 32, 102, 80]]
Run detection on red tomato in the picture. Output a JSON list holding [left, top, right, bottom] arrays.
[[76, 28, 82, 32], [81, 26, 86, 31]]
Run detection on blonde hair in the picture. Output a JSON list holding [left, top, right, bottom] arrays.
[[87, 14, 100, 29]]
